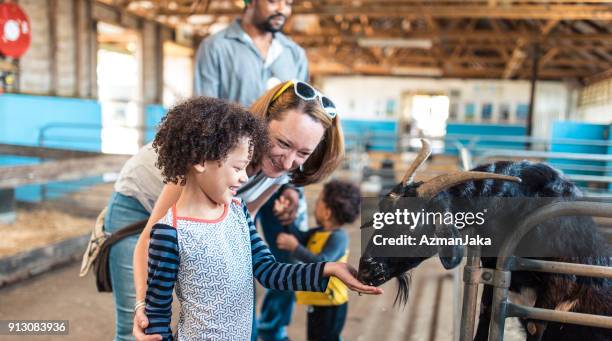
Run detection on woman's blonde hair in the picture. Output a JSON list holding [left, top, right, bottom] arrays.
[[250, 81, 345, 186]]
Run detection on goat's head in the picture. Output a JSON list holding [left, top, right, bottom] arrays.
[[357, 139, 521, 304]]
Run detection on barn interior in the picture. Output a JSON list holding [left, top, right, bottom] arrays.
[[0, 1, 611, 340]]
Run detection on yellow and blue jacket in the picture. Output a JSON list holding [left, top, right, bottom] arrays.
[[292, 227, 349, 306]]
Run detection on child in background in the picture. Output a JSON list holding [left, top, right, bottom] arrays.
[[140, 98, 381, 341], [276, 180, 361, 341]]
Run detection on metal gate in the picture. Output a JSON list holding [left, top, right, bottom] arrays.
[[458, 201, 612, 341]]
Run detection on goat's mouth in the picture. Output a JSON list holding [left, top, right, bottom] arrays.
[[357, 257, 391, 287]]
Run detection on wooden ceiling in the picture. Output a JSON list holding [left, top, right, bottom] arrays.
[[105, 0, 612, 82]]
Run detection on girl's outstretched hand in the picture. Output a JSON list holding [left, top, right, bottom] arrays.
[[324, 262, 384, 295]]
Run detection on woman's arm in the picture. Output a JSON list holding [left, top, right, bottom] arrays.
[[133, 184, 181, 341], [245, 184, 280, 216], [133, 183, 182, 303]]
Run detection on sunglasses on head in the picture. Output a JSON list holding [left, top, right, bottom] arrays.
[[271, 81, 337, 119]]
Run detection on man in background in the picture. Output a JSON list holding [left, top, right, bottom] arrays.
[[195, 0, 308, 107]]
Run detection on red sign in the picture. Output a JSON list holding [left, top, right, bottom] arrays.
[[0, 3, 30, 58]]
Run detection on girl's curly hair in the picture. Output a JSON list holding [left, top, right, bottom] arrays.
[[152, 96, 269, 185], [322, 180, 361, 226]]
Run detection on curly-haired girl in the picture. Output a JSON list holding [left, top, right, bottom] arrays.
[[142, 97, 381, 341]]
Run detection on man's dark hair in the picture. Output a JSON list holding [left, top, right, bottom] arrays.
[[153, 96, 268, 185], [322, 180, 361, 226]]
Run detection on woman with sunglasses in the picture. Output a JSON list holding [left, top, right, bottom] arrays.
[[127, 81, 369, 341]]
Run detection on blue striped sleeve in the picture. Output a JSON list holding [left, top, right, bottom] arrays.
[[145, 223, 178, 341], [241, 202, 329, 292]]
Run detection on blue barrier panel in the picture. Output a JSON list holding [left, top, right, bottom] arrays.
[[549, 121, 608, 177], [145, 104, 166, 143], [444, 123, 527, 155], [0, 94, 103, 202], [0, 155, 39, 167], [608, 124, 612, 191], [341, 119, 397, 152], [0, 93, 102, 151]]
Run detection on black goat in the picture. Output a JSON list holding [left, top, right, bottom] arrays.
[[357, 139, 611, 341]]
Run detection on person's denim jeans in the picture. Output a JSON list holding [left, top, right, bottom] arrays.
[[307, 303, 348, 341], [104, 192, 150, 341], [257, 188, 308, 341]]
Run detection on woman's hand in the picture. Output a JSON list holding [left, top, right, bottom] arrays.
[[273, 188, 299, 225], [276, 232, 299, 252], [324, 262, 384, 295], [133, 308, 161, 341]]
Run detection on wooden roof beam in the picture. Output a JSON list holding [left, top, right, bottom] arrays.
[[158, 5, 612, 20], [540, 47, 559, 65], [584, 69, 612, 85], [503, 39, 527, 79], [292, 31, 612, 44], [309, 63, 597, 79], [541, 19, 559, 35]]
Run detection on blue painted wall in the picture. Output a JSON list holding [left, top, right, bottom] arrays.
[[0, 94, 103, 202], [341, 119, 397, 152], [444, 123, 527, 155], [144, 104, 166, 143], [608, 125, 612, 190], [549, 121, 609, 177]]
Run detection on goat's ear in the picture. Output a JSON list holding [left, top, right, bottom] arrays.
[[435, 224, 464, 270]]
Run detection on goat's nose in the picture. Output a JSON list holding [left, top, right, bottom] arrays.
[[357, 257, 377, 281]]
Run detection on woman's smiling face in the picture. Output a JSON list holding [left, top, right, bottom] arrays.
[[260, 109, 325, 178]]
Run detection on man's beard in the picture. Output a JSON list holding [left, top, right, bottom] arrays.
[[258, 14, 286, 33]]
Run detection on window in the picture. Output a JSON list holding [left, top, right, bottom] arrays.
[[499, 103, 511, 122], [516, 103, 529, 121], [481, 103, 493, 121], [464, 102, 476, 121]]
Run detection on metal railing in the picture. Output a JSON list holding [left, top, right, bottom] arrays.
[[488, 201, 612, 340], [444, 133, 612, 151], [37, 122, 155, 151], [35, 122, 154, 201], [451, 134, 612, 198]]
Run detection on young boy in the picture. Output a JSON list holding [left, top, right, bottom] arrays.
[[276, 180, 361, 341]]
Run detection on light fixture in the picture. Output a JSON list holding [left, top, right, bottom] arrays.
[[358, 38, 432, 49], [187, 15, 215, 25], [390, 66, 443, 77], [127, 0, 154, 10]]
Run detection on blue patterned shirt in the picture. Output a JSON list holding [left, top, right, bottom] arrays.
[[145, 200, 328, 340]]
